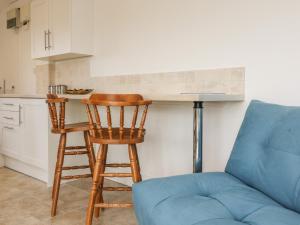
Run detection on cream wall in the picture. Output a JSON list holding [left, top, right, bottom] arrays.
[[1, 0, 300, 179], [0, 0, 36, 94], [91, 0, 300, 174], [0, 0, 10, 12]]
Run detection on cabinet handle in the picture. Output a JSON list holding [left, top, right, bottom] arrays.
[[3, 126, 14, 130], [3, 103, 14, 106], [47, 30, 51, 49], [3, 116, 13, 120], [44, 30, 47, 50]]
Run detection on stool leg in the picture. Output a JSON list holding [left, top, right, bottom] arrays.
[[128, 144, 142, 183], [84, 131, 96, 174], [51, 133, 67, 217], [86, 144, 108, 225], [52, 160, 59, 199], [95, 144, 108, 218], [133, 144, 142, 182]]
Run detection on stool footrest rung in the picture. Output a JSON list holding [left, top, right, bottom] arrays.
[[105, 163, 131, 168], [62, 165, 90, 170], [64, 151, 88, 155], [102, 187, 132, 191], [65, 146, 86, 150], [61, 174, 92, 180], [94, 203, 133, 208], [99, 173, 132, 177]]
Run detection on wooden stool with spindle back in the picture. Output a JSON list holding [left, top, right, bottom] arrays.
[[82, 94, 152, 225], [46, 94, 96, 217]]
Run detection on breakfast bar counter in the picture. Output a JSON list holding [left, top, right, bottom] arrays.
[[57, 93, 243, 102], [0, 92, 244, 174], [60, 92, 244, 173]]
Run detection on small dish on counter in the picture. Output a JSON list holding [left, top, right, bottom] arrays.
[[65, 89, 93, 95]]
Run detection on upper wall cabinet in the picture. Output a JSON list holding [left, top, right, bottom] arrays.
[[31, 0, 93, 61]]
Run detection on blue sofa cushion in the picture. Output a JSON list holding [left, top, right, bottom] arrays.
[[133, 172, 300, 225], [226, 100, 300, 213]]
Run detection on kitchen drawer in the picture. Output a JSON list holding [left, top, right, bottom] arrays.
[[0, 102, 20, 112], [0, 111, 20, 125]]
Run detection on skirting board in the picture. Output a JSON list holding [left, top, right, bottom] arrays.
[[3, 155, 48, 184]]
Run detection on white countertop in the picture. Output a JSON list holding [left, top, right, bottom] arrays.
[[0, 93, 244, 102], [0, 94, 46, 99], [60, 93, 244, 102]]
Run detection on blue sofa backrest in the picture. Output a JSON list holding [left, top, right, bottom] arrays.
[[226, 100, 300, 213]]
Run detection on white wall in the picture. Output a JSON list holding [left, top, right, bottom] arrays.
[[1, 0, 300, 180], [91, 0, 300, 175], [0, 0, 36, 94], [92, 0, 298, 79], [0, 0, 10, 12]]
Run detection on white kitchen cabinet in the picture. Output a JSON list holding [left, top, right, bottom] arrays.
[[21, 101, 49, 171], [31, 0, 49, 59], [0, 100, 22, 160], [0, 98, 90, 186], [0, 98, 50, 182], [31, 0, 93, 61], [1, 125, 22, 159]]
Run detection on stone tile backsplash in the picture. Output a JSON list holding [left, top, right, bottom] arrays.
[[35, 57, 245, 96]]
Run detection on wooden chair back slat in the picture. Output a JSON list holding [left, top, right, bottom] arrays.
[[46, 94, 68, 130], [130, 106, 139, 135], [82, 94, 152, 140], [93, 105, 103, 137], [85, 105, 95, 136], [138, 105, 149, 137], [106, 106, 113, 138], [59, 102, 65, 129], [120, 106, 125, 136], [48, 103, 57, 129], [51, 103, 58, 129]]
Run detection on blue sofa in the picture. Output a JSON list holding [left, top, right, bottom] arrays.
[[133, 100, 300, 225]]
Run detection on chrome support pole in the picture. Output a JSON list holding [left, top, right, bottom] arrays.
[[193, 101, 203, 173]]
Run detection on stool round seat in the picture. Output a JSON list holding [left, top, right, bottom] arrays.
[[51, 122, 90, 134]]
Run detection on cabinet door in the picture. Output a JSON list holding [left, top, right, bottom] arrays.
[[49, 0, 71, 56], [31, 0, 50, 58], [0, 125, 22, 158], [21, 102, 48, 170]]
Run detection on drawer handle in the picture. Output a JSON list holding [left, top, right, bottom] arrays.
[[3, 116, 14, 120], [3, 126, 14, 130]]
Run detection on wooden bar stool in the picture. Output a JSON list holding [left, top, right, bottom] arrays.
[[82, 94, 152, 225], [46, 94, 96, 217]]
